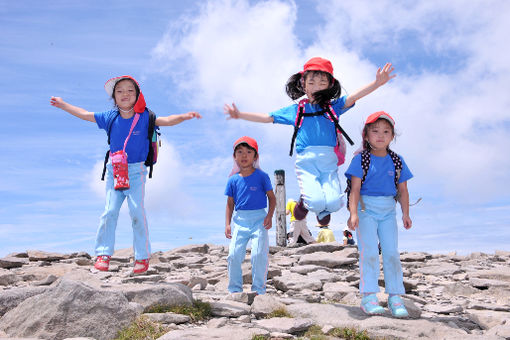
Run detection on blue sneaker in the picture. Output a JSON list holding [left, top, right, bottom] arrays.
[[388, 295, 409, 318], [360, 294, 385, 315]]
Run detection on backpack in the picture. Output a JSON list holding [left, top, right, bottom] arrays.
[[101, 109, 160, 180], [345, 149, 402, 210], [289, 99, 354, 165]]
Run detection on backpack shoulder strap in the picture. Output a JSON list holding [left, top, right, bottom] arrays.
[[289, 99, 308, 156], [324, 105, 354, 146], [388, 149, 402, 188], [102, 111, 120, 180], [345, 150, 371, 209], [145, 108, 157, 178]]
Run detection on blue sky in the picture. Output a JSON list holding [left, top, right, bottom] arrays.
[[1, 0, 509, 257]]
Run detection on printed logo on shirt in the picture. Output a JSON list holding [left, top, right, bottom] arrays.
[[249, 186, 258, 191], [133, 130, 141, 136], [388, 170, 394, 176]]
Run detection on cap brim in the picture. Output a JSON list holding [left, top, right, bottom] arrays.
[[104, 76, 131, 97]]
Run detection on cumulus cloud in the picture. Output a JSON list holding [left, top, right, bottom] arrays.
[[150, 0, 510, 204]]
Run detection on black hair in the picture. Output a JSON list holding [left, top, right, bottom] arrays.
[[112, 78, 140, 106], [233, 142, 258, 157], [285, 70, 341, 108], [362, 118, 395, 151]]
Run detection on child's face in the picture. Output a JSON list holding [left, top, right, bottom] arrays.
[[234, 144, 258, 170], [365, 119, 394, 151], [113, 79, 137, 111], [303, 73, 330, 103]]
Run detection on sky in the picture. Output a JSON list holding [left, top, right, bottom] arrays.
[[1, 0, 509, 258]]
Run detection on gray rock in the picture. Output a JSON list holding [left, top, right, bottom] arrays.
[[251, 294, 286, 318], [210, 300, 251, 317], [415, 263, 463, 276], [322, 282, 358, 301], [272, 272, 323, 292], [158, 326, 269, 340], [298, 251, 357, 268], [0, 272, 19, 286], [26, 250, 66, 262], [0, 286, 48, 316], [466, 309, 510, 330], [119, 283, 193, 310], [252, 317, 314, 334], [286, 242, 344, 255], [424, 303, 463, 314], [0, 257, 29, 269], [0, 279, 139, 340], [143, 312, 191, 324]]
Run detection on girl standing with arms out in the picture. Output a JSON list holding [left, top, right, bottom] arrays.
[[50, 75, 201, 274], [225, 137, 276, 295], [345, 111, 413, 317], [224, 57, 395, 226]]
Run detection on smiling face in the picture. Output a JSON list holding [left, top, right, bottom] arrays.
[[113, 79, 138, 111], [303, 72, 330, 103], [365, 118, 395, 152], [233, 144, 258, 171]]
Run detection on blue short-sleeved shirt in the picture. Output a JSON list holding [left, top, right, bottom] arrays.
[[269, 96, 352, 153], [95, 109, 150, 163], [345, 153, 413, 196], [225, 168, 273, 210]]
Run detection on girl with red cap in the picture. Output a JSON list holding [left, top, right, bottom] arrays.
[[225, 57, 395, 226], [50, 76, 201, 274], [345, 111, 413, 318]]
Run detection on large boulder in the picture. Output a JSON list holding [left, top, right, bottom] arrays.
[[0, 279, 140, 340]]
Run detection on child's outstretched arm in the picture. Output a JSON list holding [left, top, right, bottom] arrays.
[[156, 111, 202, 126], [224, 103, 274, 123], [344, 63, 396, 108], [347, 176, 362, 231], [50, 97, 96, 122], [397, 181, 412, 229], [263, 190, 276, 229], [225, 196, 235, 239]]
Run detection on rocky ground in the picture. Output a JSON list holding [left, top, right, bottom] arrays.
[[0, 243, 509, 340]]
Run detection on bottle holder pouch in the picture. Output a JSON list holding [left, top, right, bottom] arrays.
[[111, 150, 129, 190]]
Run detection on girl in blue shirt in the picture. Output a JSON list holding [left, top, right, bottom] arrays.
[[50, 75, 201, 274], [224, 57, 395, 226], [345, 111, 413, 318]]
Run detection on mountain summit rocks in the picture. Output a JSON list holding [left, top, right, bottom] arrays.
[[0, 243, 509, 339]]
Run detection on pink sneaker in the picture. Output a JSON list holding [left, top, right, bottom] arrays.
[[94, 255, 111, 271], [133, 259, 149, 274]]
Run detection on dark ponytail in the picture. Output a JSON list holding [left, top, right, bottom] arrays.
[[286, 70, 342, 108], [285, 72, 305, 100]]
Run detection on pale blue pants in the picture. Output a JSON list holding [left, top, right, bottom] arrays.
[[227, 209, 269, 295], [95, 162, 151, 260], [295, 146, 343, 219], [356, 195, 405, 294]]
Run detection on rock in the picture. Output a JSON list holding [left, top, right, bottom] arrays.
[[415, 263, 463, 276], [424, 303, 463, 314], [251, 294, 286, 318], [210, 300, 251, 317], [158, 326, 270, 340], [322, 282, 358, 301], [252, 317, 314, 334], [0, 271, 19, 286], [0, 257, 29, 269], [0, 279, 139, 340], [272, 272, 323, 292], [143, 312, 191, 324], [119, 283, 193, 310], [26, 250, 67, 262], [298, 251, 357, 268], [0, 286, 49, 316], [223, 291, 257, 305], [466, 309, 510, 330]]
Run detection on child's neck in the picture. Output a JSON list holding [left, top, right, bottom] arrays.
[[370, 148, 388, 157], [119, 107, 135, 119], [239, 166, 256, 177]]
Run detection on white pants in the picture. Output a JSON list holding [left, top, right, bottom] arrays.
[[289, 220, 315, 245]]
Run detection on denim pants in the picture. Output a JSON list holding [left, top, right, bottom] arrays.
[[295, 146, 343, 219], [227, 209, 269, 295], [356, 195, 405, 294], [95, 162, 151, 260]]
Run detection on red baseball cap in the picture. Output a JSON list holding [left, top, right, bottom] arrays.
[[365, 111, 395, 127], [303, 57, 334, 75], [233, 136, 258, 153], [104, 75, 147, 114]]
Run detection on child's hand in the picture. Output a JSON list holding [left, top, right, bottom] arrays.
[[402, 215, 412, 230], [375, 63, 396, 87], [50, 96, 65, 108], [347, 214, 358, 231], [182, 111, 202, 120], [263, 215, 272, 229], [224, 103, 240, 119], [225, 225, 232, 239]]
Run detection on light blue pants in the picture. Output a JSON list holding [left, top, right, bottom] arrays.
[[227, 209, 269, 295], [295, 146, 343, 219], [356, 195, 405, 294], [95, 162, 151, 260]]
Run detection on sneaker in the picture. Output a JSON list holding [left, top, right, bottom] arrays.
[[293, 198, 309, 220], [133, 259, 149, 274], [94, 255, 110, 271], [316, 214, 331, 226], [388, 295, 409, 318], [360, 294, 385, 315]]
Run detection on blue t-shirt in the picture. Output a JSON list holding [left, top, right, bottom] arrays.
[[345, 153, 413, 196], [95, 109, 150, 163], [225, 168, 273, 210], [269, 96, 353, 153]]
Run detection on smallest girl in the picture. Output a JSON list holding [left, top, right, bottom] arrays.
[[345, 111, 413, 318]]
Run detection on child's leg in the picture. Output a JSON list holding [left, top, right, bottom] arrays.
[[249, 211, 269, 294], [95, 165, 126, 257], [356, 200, 381, 294], [288, 221, 299, 245], [126, 163, 151, 261], [378, 211, 405, 295], [295, 149, 327, 215], [227, 212, 251, 293], [318, 152, 343, 215]]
